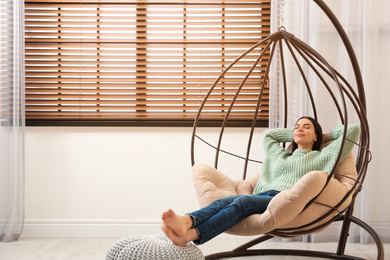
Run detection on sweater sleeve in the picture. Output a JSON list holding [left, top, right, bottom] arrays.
[[263, 128, 294, 155], [323, 124, 361, 165]]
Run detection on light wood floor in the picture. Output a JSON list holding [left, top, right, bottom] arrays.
[[0, 236, 388, 260]]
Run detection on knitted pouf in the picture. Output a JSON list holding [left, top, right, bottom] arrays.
[[106, 234, 205, 260]]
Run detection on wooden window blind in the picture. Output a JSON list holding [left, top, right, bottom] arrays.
[[25, 0, 271, 126]]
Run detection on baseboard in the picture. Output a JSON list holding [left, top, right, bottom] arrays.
[[22, 219, 390, 242], [22, 220, 163, 238]]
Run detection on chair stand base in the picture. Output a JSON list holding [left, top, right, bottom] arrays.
[[205, 217, 384, 260], [205, 248, 366, 260]]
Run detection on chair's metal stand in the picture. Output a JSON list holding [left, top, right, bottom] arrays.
[[205, 209, 384, 260]]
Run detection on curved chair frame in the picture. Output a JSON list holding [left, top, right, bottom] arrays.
[[190, 0, 384, 259]]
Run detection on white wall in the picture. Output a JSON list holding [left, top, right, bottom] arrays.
[[23, 124, 390, 239], [24, 126, 266, 237]]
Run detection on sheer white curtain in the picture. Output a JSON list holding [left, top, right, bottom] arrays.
[[270, 0, 390, 243], [0, 0, 25, 242]]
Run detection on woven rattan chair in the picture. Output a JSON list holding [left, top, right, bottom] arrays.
[[190, 0, 384, 259]]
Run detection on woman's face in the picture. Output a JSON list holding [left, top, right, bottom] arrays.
[[293, 118, 317, 150]]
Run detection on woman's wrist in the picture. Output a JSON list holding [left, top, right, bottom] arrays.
[[322, 133, 331, 142]]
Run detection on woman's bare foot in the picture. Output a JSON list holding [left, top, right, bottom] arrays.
[[161, 224, 190, 247], [161, 223, 200, 247], [161, 209, 193, 236]]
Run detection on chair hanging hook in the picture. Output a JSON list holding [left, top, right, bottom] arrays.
[[279, 0, 286, 30]]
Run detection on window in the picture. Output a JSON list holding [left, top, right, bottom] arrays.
[[25, 0, 271, 126]]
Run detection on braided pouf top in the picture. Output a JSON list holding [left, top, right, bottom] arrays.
[[106, 234, 205, 260]]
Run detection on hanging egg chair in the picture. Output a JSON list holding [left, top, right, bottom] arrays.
[[190, 0, 384, 259]]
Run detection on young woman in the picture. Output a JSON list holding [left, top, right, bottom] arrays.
[[161, 116, 361, 246]]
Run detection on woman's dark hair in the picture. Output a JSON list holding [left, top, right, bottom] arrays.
[[291, 116, 323, 152]]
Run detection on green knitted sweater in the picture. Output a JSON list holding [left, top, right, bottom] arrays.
[[252, 124, 361, 195]]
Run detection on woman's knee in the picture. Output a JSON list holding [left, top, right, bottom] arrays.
[[231, 195, 253, 209], [234, 195, 272, 214]]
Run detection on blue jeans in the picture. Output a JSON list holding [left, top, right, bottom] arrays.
[[187, 190, 279, 245]]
